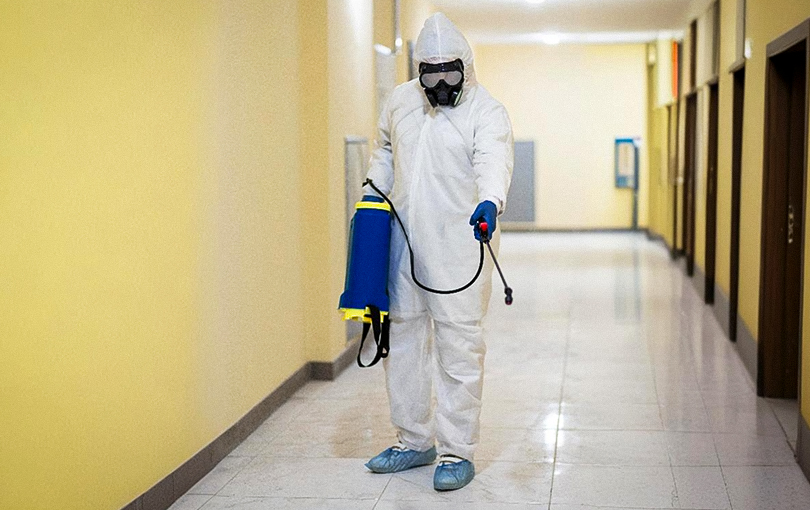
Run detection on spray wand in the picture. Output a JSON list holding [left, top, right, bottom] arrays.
[[475, 221, 514, 305]]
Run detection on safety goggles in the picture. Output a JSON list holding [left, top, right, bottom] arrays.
[[419, 59, 464, 88]]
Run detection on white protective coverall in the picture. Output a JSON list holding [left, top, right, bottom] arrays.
[[365, 13, 513, 461]]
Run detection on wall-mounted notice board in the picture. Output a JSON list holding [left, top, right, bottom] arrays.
[[615, 138, 640, 189]]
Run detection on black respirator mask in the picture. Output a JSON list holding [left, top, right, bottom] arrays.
[[419, 59, 464, 108]]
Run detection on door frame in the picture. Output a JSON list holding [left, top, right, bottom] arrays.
[[757, 19, 810, 398]]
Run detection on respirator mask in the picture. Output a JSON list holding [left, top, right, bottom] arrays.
[[419, 59, 464, 107]]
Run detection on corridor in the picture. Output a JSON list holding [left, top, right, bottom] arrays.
[[169, 233, 810, 510]]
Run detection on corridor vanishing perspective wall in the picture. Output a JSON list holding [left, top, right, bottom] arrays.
[[645, 0, 810, 436]]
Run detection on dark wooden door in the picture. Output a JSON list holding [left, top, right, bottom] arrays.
[[684, 94, 698, 276], [729, 68, 746, 342], [705, 84, 719, 303], [758, 41, 807, 398], [671, 103, 681, 258]]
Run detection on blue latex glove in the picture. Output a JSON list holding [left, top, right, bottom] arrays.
[[362, 194, 384, 203], [469, 200, 497, 241]]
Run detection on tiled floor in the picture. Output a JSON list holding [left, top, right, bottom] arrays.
[[170, 233, 810, 510]]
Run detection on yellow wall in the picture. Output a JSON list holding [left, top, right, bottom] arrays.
[[713, 0, 740, 301], [0, 0, 381, 508], [646, 45, 676, 248], [475, 43, 649, 229], [323, 0, 377, 360], [397, 0, 437, 82]]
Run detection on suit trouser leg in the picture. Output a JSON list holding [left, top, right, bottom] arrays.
[[433, 318, 485, 461], [383, 313, 436, 452]]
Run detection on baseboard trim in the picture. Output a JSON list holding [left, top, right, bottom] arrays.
[[692, 264, 706, 303], [501, 226, 646, 233], [734, 314, 759, 385], [712, 284, 732, 339], [311, 337, 359, 381], [121, 340, 358, 510], [644, 229, 671, 249], [798, 415, 810, 484]]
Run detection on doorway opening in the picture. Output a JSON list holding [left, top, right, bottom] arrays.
[[683, 93, 698, 277], [729, 67, 745, 341], [704, 83, 719, 303], [757, 26, 808, 399]]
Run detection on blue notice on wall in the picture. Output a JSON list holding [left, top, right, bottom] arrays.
[[615, 138, 640, 189]]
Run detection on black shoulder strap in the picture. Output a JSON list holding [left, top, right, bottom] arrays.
[[356, 305, 390, 368]]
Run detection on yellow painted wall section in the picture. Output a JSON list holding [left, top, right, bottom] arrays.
[[374, 0, 396, 48], [712, 0, 741, 298], [298, 0, 332, 362], [0, 1, 308, 508], [693, 86, 709, 275], [646, 48, 675, 248], [317, 0, 377, 361], [475, 44, 649, 229], [196, 0, 307, 452], [397, 0, 437, 83]]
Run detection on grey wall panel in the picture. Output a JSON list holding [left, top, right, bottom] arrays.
[[502, 140, 535, 224]]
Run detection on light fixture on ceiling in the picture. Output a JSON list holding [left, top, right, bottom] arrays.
[[527, 0, 546, 4], [541, 33, 561, 45]]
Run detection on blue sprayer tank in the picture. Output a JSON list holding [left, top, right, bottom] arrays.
[[339, 199, 392, 325]]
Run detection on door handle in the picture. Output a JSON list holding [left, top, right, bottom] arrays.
[[788, 205, 795, 244]]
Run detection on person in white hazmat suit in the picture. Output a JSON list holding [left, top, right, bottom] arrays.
[[362, 13, 513, 491]]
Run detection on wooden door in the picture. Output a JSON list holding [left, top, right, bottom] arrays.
[[758, 36, 808, 398], [684, 93, 698, 276], [704, 84, 719, 303], [729, 68, 745, 341]]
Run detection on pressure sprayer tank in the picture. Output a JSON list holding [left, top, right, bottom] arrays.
[[339, 199, 392, 324]]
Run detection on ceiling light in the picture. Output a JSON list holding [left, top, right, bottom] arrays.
[[527, 0, 546, 4], [541, 33, 561, 45]]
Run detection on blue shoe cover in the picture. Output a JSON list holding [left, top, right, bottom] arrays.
[[433, 456, 475, 491], [365, 444, 437, 474]]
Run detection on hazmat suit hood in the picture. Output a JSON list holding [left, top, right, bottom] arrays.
[[414, 13, 477, 95]]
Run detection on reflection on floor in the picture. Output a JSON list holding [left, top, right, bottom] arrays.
[[170, 233, 810, 510]]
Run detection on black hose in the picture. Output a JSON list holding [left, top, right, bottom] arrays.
[[364, 179, 484, 295]]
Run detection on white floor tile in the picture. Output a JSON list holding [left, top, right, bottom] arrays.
[[713, 434, 797, 466], [672, 466, 731, 509], [476, 427, 557, 463], [559, 402, 663, 431], [664, 432, 719, 466], [200, 496, 376, 509], [723, 465, 810, 510], [659, 404, 713, 432], [217, 457, 390, 499], [263, 419, 396, 459], [375, 502, 546, 510], [168, 495, 213, 510], [550, 464, 676, 508], [555, 430, 670, 466], [188, 456, 253, 495], [706, 404, 784, 436]]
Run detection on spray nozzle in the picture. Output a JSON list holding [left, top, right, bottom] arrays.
[[475, 221, 490, 242]]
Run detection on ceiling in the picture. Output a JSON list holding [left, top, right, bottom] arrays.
[[430, 0, 693, 45]]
